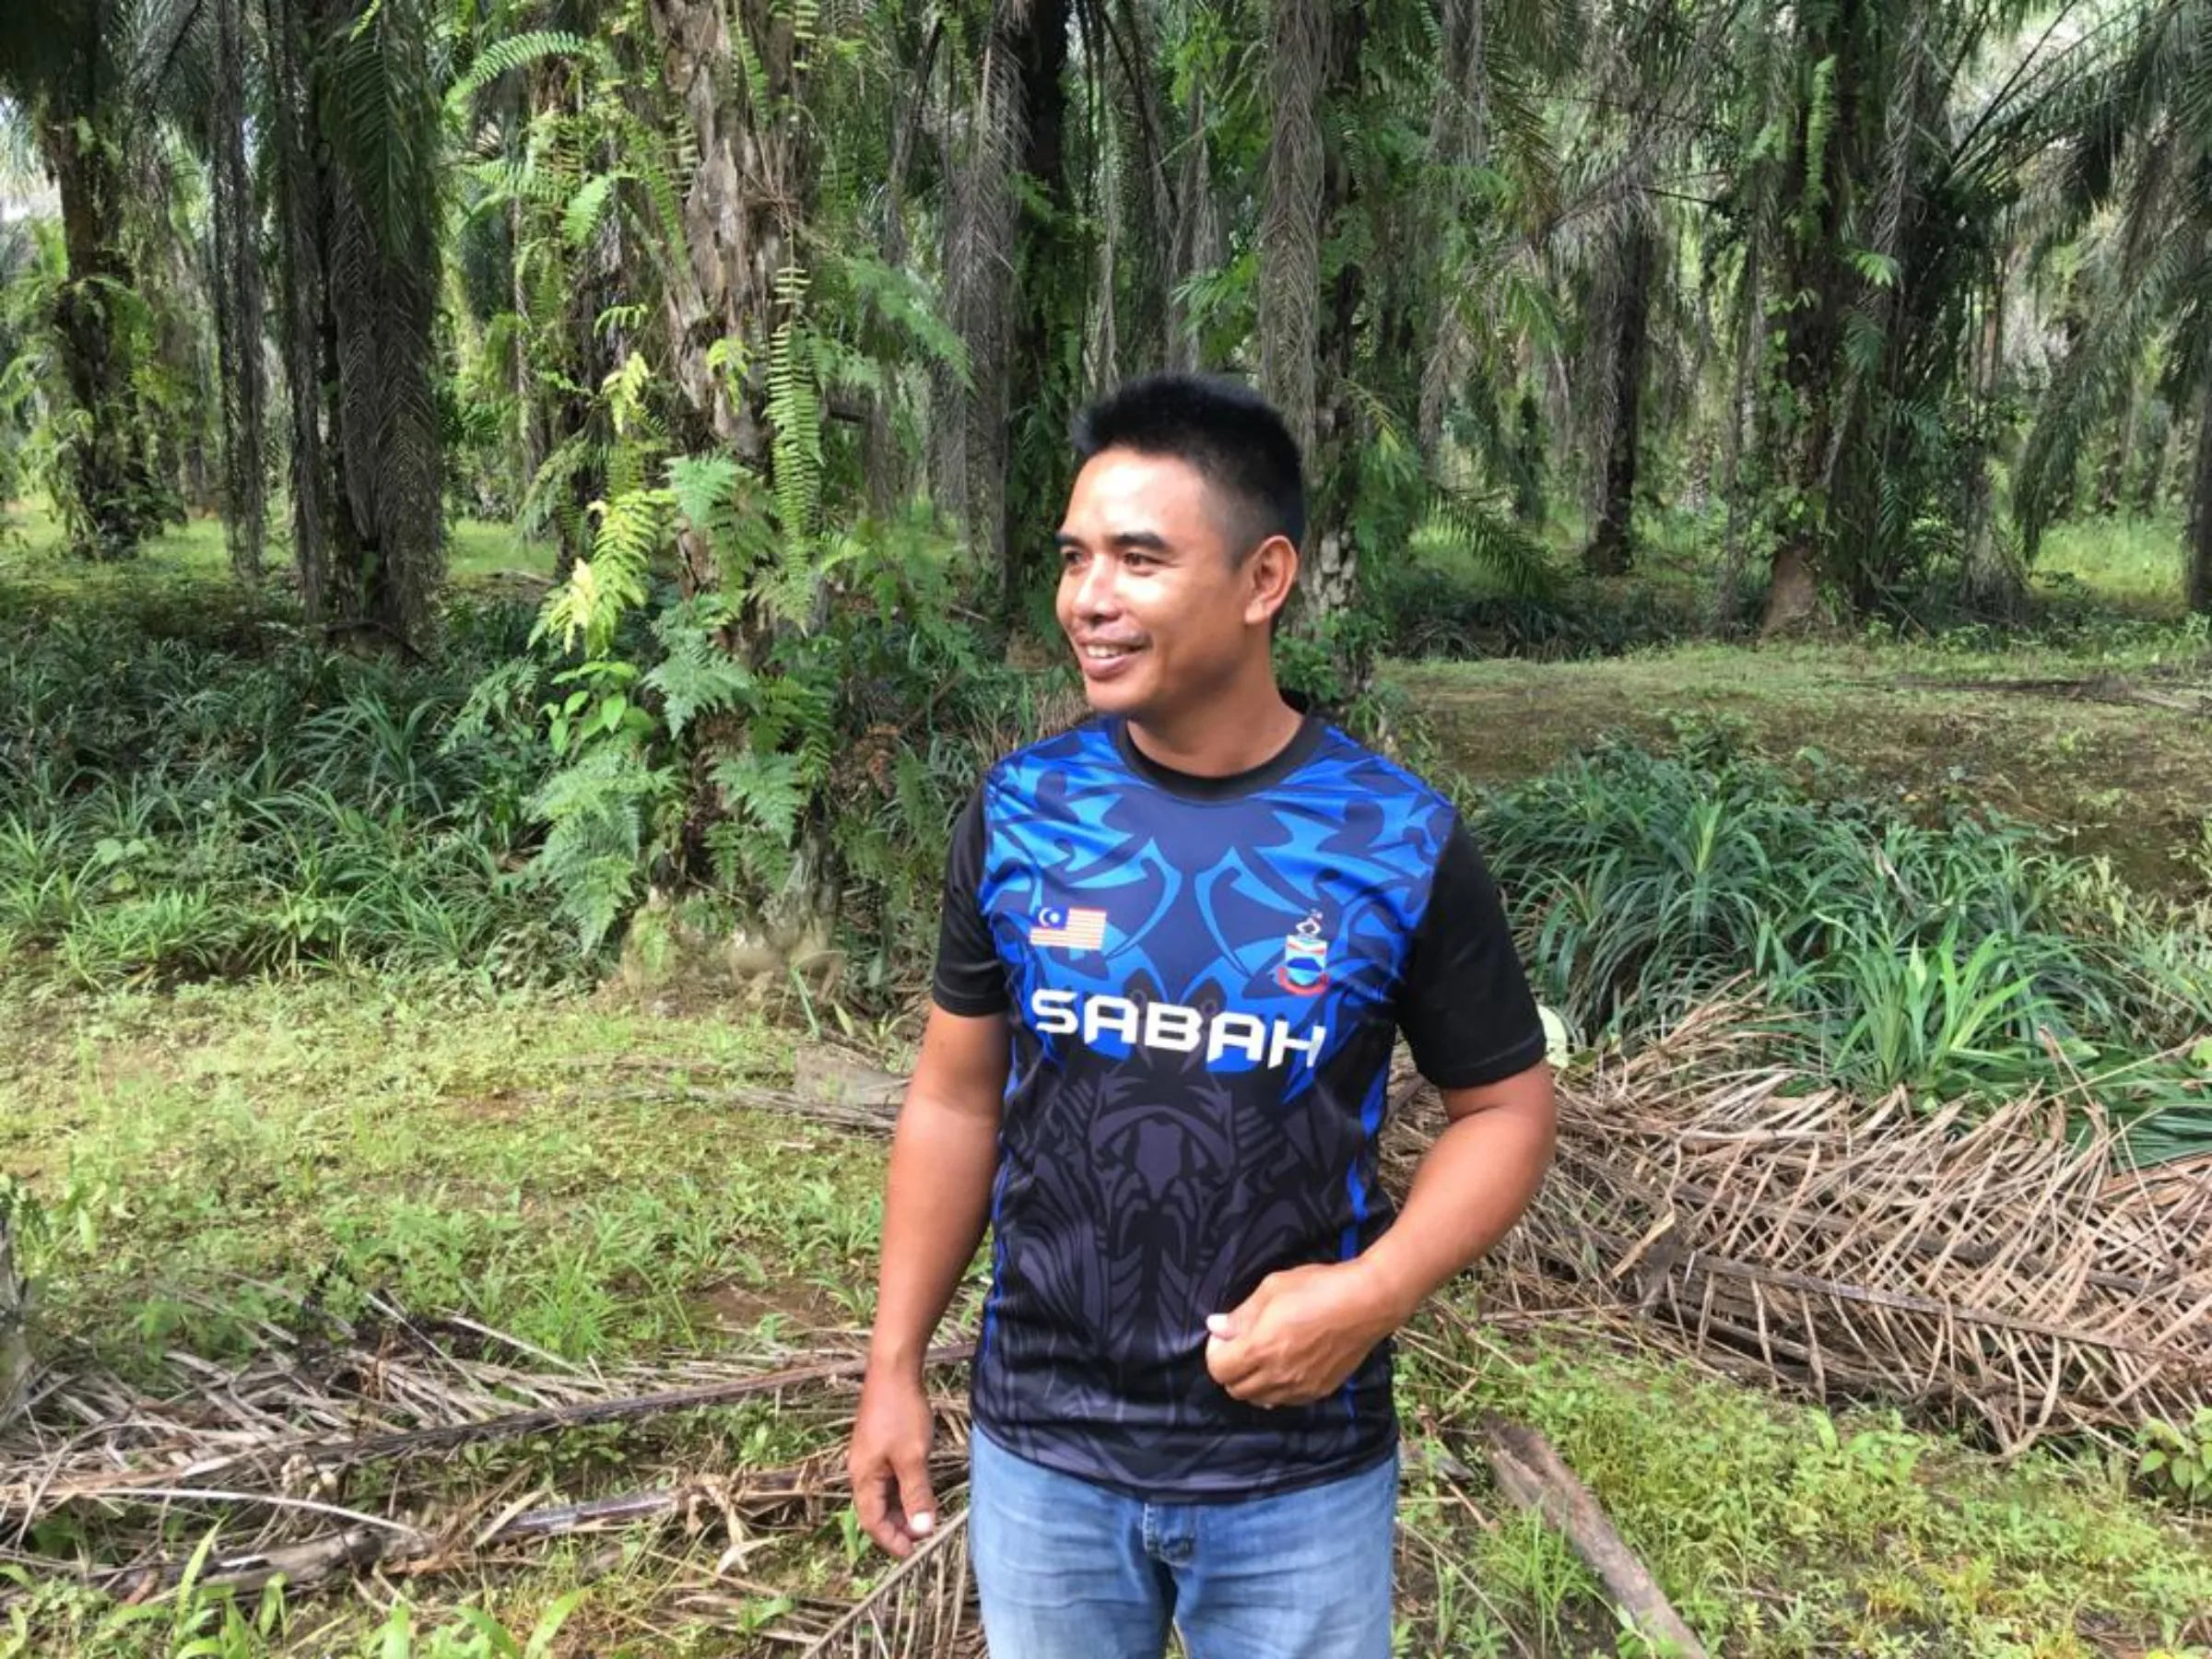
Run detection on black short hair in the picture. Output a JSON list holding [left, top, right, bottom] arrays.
[[1070, 373, 1306, 554]]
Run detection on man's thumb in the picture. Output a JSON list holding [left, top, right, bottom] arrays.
[[1206, 1310, 1241, 1341], [895, 1451, 937, 1536]]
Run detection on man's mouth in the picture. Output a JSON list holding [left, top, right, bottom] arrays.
[[1075, 639, 1146, 682]]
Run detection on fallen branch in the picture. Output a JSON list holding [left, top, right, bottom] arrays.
[[0, 1216, 26, 1432], [12, 1343, 973, 1516], [16, 1444, 976, 1607], [106, 1524, 401, 1605], [796, 1506, 972, 1657], [1890, 672, 2212, 713], [1478, 1416, 1707, 1659]]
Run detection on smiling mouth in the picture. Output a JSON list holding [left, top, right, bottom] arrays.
[[1074, 640, 1146, 683]]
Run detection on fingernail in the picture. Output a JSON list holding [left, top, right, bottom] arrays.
[[1206, 1314, 1230, 1336], [912, 1512, 935, 1535]]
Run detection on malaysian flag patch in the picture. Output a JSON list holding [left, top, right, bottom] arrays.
[[1030, 905, 1109, 950]]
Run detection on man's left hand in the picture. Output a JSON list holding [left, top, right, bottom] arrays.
[[1203, 1261, 1405, 1408]]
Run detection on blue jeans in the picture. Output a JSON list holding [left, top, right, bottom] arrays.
[[967, 1428, 1397, 1658]]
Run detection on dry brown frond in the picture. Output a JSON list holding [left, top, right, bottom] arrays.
[[1386, 1002, 2211, 1454]]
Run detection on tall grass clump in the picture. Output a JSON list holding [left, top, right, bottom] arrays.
[[1471, 728, 2212, 1163], [0, 594, 568, 988]]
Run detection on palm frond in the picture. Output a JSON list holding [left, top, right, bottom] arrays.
[[445, 29, 601, 113], [2017, 235, 2188, 552]]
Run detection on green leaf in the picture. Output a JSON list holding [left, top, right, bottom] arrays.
[[379, 1602, 413, 1659], [645, 599, 755, 739], [711, 751, 806, 843], [446, 29, 602, 110], [1846, 248, 1901, 288], [524, 1591, 585, 1659], [563, 172, 624, 250], [667, 454, 742, 535]]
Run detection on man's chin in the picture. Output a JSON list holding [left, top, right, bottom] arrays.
[[1073, 660, 1153, 714], [1081, 681, 1144, 716]]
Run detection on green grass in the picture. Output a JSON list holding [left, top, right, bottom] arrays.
[[2036, 515, 2190, 618], [1401, 1330, 2212, 1657], [4, 982, 2208, 1657], [1379, 506, 2202, 665], [447, 518, 556, 584], [0, 496, 578, 992], [0, 980, 886, 1368], [1462, 732, 2212, 1161], [1, 497, 552, 593]]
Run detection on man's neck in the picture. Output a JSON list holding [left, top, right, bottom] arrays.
[[1124, 678, 1306, 779]]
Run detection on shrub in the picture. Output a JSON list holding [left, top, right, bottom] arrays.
[[1469, 731, 2212, 1163]]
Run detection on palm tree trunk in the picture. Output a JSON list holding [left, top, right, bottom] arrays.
[[210, 0, 267, 585], [1259, 0, 1327, 465], [2185, 361, 2212, 615], [2099, 374, 2142, 517], [1760, 10, 1861, 636], [548, 110, 624, 587], [0, 1205, 27, 1429], [647, 0, 793, 477], [1168, 41, 1221, 372], [265, 0, 333, 618], [1307, 4, 1370, 638], [998, 0, 1075, 637], [645, 0, 809, 600], [865, 17, 938, 519], [1264, 0, 1366, 692], [42, 113, 158, 559], [1584, 220, 1653, 579], [259, 0, 445, 650], [2138, 404, 2175, 517], [642, 0, 837, 947]]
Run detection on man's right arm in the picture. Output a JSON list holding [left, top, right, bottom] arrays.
[[849, 1004, 1009, 1557]]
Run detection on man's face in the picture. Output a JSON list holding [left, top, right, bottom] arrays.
[[1054, 449, 1271, 724]]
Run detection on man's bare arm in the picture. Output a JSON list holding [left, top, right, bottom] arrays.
[[1351, 1061, 1557, 1321], [850, 1006, 1010, 1555]]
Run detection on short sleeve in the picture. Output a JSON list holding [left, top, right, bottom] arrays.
[[932, 787, 1010, 1016], [1395, 819, 1547, 1088]]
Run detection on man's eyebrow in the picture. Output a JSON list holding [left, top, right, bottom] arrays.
[[1053, 529, 1171, 551]]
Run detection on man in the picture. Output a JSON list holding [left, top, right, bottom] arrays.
[[849, 374, 1555, 1658]]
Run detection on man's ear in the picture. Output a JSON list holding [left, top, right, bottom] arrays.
[[1243, 534, 1300, 627]]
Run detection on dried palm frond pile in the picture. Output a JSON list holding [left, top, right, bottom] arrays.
[[1391, 1002, 2212, 1453], [0, 1295, 982, 1653]]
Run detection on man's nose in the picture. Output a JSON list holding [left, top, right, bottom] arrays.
[[1073, 555, 1121, 617]]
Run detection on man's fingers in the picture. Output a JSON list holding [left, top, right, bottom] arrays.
[[1206, 1330, 1264, 1391], [893, 1449, 938, 1543], [854, 1467, 913, 1559], [1208, 1276, 1277, 1342]]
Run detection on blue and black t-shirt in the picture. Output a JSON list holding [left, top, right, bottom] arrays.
[[934, 712, 1545, 1500]]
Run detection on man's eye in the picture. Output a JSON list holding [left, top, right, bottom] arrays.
[[1124, 553, 1155, 571], [1060, 547, 1086, 569]]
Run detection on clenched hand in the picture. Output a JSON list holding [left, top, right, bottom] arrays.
[[848, 1370, 939, 1558], [1203, 1261, 1406, 1409]]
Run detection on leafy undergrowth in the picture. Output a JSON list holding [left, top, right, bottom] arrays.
[[0, 528, 571, 992], [5, 983, 2207, 1657], [1459, 730, 2212, 1163]]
